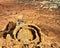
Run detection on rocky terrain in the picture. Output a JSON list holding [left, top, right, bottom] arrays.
[[0, 0, 60, 48]]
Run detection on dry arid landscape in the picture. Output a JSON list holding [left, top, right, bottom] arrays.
[[0, 0, 60, 48]]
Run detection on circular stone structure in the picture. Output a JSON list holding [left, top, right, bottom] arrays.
[[13, 24, 41, 45]]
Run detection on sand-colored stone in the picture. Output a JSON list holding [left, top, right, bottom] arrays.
[[0, 0, 60, 48]]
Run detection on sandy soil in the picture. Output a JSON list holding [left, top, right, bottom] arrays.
[[0, 0, 60, 48]]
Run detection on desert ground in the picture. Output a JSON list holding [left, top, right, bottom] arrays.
[[0, 0, 60, 48]]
